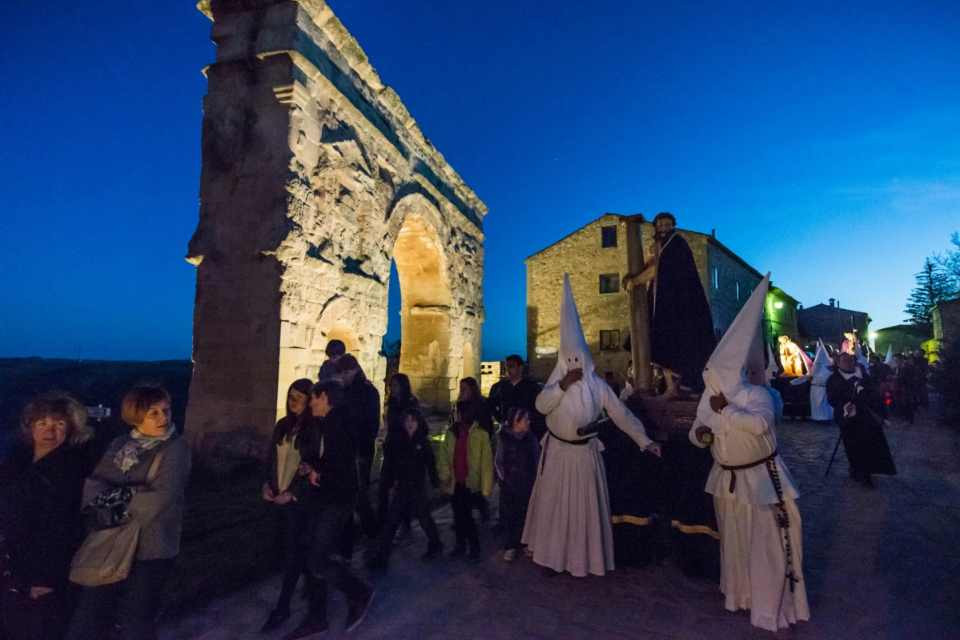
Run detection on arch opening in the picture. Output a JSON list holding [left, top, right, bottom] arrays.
[[391, 210, 454, 410]]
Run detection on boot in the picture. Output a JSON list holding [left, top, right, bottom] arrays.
[[260, 606, 290, 633], [283, 578, 328, 640]]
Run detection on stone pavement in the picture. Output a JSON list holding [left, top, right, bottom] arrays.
[[161, 410, 960, 639]]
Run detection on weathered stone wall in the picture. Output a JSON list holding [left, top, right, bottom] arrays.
[[187, 0, 486, 450]]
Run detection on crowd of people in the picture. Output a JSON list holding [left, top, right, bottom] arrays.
[[0, 298, 929, 639]]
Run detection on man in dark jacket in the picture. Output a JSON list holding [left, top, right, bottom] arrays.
[[335, 355, 381, 539], [826, 352, 896, 486], [488, 355, 546, 439], [289, 380, 373, 638]]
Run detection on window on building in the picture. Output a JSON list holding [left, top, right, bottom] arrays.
[[736, 281, 741, 301], [601, 225, 618, 248], [712, 267, 719, 289], [599, 329, 621, 351], [599, 273, 620, 294]]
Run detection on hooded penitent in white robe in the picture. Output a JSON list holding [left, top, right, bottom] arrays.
[[809, 342, 834, 421], [765, 343, 780, 383], [884, 344, 896, 370], [690, 274, 810, 632], [522, 275, 654, 577]]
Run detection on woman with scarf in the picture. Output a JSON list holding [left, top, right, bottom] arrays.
[[66, 386, 191, 640]]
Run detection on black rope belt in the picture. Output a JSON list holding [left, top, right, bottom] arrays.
[[765, 457, 800, 593], [548, 429, 595, 446], [719, 449, 778, 494]]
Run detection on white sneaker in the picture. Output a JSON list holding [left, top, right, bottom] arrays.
[[503, 549, 517, 562]]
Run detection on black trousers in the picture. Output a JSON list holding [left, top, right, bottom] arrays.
[[274, 501, 310, 611], [377, 485, 440, 559], [1, 586, 68, 640], [308, 504, 369, 618], [451, 484, 479, 548], [499, 485, 532, 550], [65, 558, 174, 640]]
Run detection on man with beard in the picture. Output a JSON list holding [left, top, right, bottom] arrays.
[[631, 212, 715, 398], [826, 352, 896, 486]]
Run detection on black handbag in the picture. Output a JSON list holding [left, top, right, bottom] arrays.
[[81, 485, 134, 531]]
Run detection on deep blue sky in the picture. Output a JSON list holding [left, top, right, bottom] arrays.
[[1, 1, 958, 361]]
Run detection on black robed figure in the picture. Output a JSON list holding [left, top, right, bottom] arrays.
[[826, 352, 896, 485], [637, 212, 716, 395]]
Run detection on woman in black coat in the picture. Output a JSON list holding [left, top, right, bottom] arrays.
[[0, 393, 95, 640], [378, 374, 419, 525]]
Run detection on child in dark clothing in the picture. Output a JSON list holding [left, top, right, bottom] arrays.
[[495, 407, 540, 562], [368, 408, 442, 569]]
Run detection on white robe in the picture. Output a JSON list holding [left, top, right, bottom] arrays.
[[691, 384, 810, 631], [522, 373, 652, 577]]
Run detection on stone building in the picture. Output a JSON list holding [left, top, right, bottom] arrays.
[[186, 0, 486, 451], [797, 299, 871, 346], [525, 213, 766, 381]]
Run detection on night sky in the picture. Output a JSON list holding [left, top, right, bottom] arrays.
[[1, 1, 958, 361]]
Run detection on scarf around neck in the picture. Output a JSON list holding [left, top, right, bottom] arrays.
[[114, 424, 176, 473]]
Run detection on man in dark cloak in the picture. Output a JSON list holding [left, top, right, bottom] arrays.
[[826, 352, 896, 486], [633, 212, 715, 396]]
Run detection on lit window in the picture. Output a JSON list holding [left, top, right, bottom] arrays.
[[736, 281, 741, 300], [599, 330, 621, 351], [599, 273, 620, 294], [712, 267, 719, 289], [601, 225, 618, 248]]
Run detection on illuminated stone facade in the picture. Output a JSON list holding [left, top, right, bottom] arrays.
[[525, 214, 763, 381], [186, 0, 486, 450]]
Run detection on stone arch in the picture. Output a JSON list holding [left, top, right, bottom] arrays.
[[388, 193, 456, 409], [185, 0, 486, 451]]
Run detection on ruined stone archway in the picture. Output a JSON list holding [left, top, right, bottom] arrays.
[[185, 0, 486, 450]]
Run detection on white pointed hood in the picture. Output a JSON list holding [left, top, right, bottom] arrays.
[[811, 340, 832, 384], [701, 273, 770, 399], [798, 346, 814, 375], [548, 274, 594, 380], [765, 342, 779, 382], [884, 344, 895, 367], [857, 342, 871, 373], [818, 338, 833, 365], [545, 274, 603, 414]]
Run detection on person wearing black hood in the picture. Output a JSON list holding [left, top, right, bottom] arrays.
[[286, 381, 374, 639], [334, 355, 381, 543], [259, 378, 314, 633]]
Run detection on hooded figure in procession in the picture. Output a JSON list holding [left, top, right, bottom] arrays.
[[809, 341, 834, 422], [522, 275, 661, 577], [690, 274, 810, 632]]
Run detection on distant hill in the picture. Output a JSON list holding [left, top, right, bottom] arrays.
[[0, 358, 192, 453]]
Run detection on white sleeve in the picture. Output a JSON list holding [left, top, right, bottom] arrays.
[[688, 420, 709, 448], [718, 390, 773, 437], [535, 382, 565, 415], [600, 381, 652, 449]]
